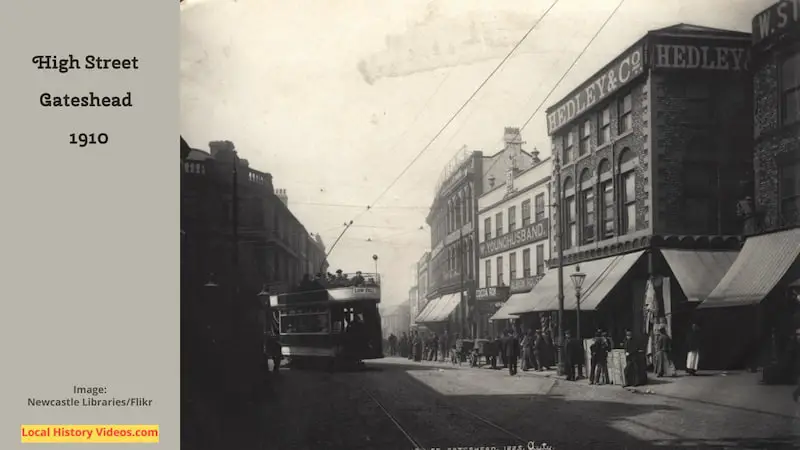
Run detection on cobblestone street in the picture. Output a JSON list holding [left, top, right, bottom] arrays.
[[256, 358, 800, 449]]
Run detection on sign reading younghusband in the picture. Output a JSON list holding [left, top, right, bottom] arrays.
[[479, 218, 548, 259]]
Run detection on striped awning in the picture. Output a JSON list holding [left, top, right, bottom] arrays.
[[489, 294, 525, 320], [505, 251, 646, 314], [661, 249, 739, 302], [416, 293, 461, 323], [698, 228, 800, 309]]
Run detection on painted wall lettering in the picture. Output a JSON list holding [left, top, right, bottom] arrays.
[[478, 218, 549, 259], [546, 46, 644, 135], [753, 0, 800, 46], [653, 44, 749, 71]]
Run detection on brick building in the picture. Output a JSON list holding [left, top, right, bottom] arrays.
[[695, 2, 800, 372], [504, 25, 754, 360], [477, 153, 553, 336], [416, 128, 535, 336]]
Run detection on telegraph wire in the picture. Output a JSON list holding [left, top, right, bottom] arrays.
[[345, 0, 564, 228], [479, 0, 627, 178]]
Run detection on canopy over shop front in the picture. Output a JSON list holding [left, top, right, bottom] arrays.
[[489, 297, 521, 321], [661, 249, 739, 302], [504, 250, 646, 314], [415, 292, 461, 323], [698, 228, 800, 309]]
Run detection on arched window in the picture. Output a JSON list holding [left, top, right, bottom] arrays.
[[597, 159, 614, 239], [618, 148, 637, 235], [579, 169, 595, 243], [562, 177, 576, 249]]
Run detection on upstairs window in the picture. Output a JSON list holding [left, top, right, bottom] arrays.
[[598, 107, 611, 145], [781, 51, 800, 126], [618, 93, 632, 133]]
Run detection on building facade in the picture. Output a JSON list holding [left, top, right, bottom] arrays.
[[504, 25, 755, 365], [695, 2, 800, 371], [417, 128, 535, 336], [477, 155, 552, 336], [181, 139, 326, 297], [409, 261, 420, 330], [416, 252, 430, 315], [383, 301, 411, 339]]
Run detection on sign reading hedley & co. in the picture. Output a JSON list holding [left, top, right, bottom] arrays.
[[652, 40, 749, 72], [546, 45, 644, 135], [752, 0, 800, 46], [479, 218, 549, 259]]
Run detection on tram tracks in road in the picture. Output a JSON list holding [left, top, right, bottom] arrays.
[[358, 370, 533, 450]]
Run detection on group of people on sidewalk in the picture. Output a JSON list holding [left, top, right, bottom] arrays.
[[391, 323, 706, 390]]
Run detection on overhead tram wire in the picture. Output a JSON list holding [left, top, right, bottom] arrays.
[[479, 0, 627, 178], [341, 0, 563, 230]]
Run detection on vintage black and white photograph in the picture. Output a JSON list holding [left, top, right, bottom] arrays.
[[179, 0, 800, 448]]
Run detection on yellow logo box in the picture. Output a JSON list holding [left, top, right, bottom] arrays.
[[21, 425, 159, 443]]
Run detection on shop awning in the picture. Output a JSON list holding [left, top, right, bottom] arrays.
[[661, 249, 739, 302], [414, 296, 439, 323], [489, 295, 523, 321], [698, 228, 800, 309], [505, 250, 646, 314], [416, 293, 461, 323]]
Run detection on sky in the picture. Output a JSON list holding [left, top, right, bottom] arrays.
[[180, 0, 773, 307]]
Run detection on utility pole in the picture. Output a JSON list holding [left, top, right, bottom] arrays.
[[554, 151, 566, 376]]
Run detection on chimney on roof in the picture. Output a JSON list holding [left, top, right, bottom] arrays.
[[209, 140, 237, 163], [276, 188, 288, 206]]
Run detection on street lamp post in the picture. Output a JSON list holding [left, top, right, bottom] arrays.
[[373, 254, 379, 275], [570, 265, 587, 341], [553, 150, 566, 375]]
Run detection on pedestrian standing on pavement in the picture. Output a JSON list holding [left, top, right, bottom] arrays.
[[498, 331, 508, 368], [543, 330, 555, 370], [431, 333, 439, 362], [566, 330, 585, 380], [624, 330, 647, 387], [412, 331, 422, 362], [533, 330, 546, 372], [505, 330, 520, 375], [521, 331, 533, 371], [685, 323, 701, 376], [563, 331, 576, 380], [440, 330, 448, 362], [589, 330, 602, 384], [590, 331, 610, 385], [653, 326, 672, 377]]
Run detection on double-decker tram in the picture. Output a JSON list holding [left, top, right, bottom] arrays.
[[270, 272, 384, 369]]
